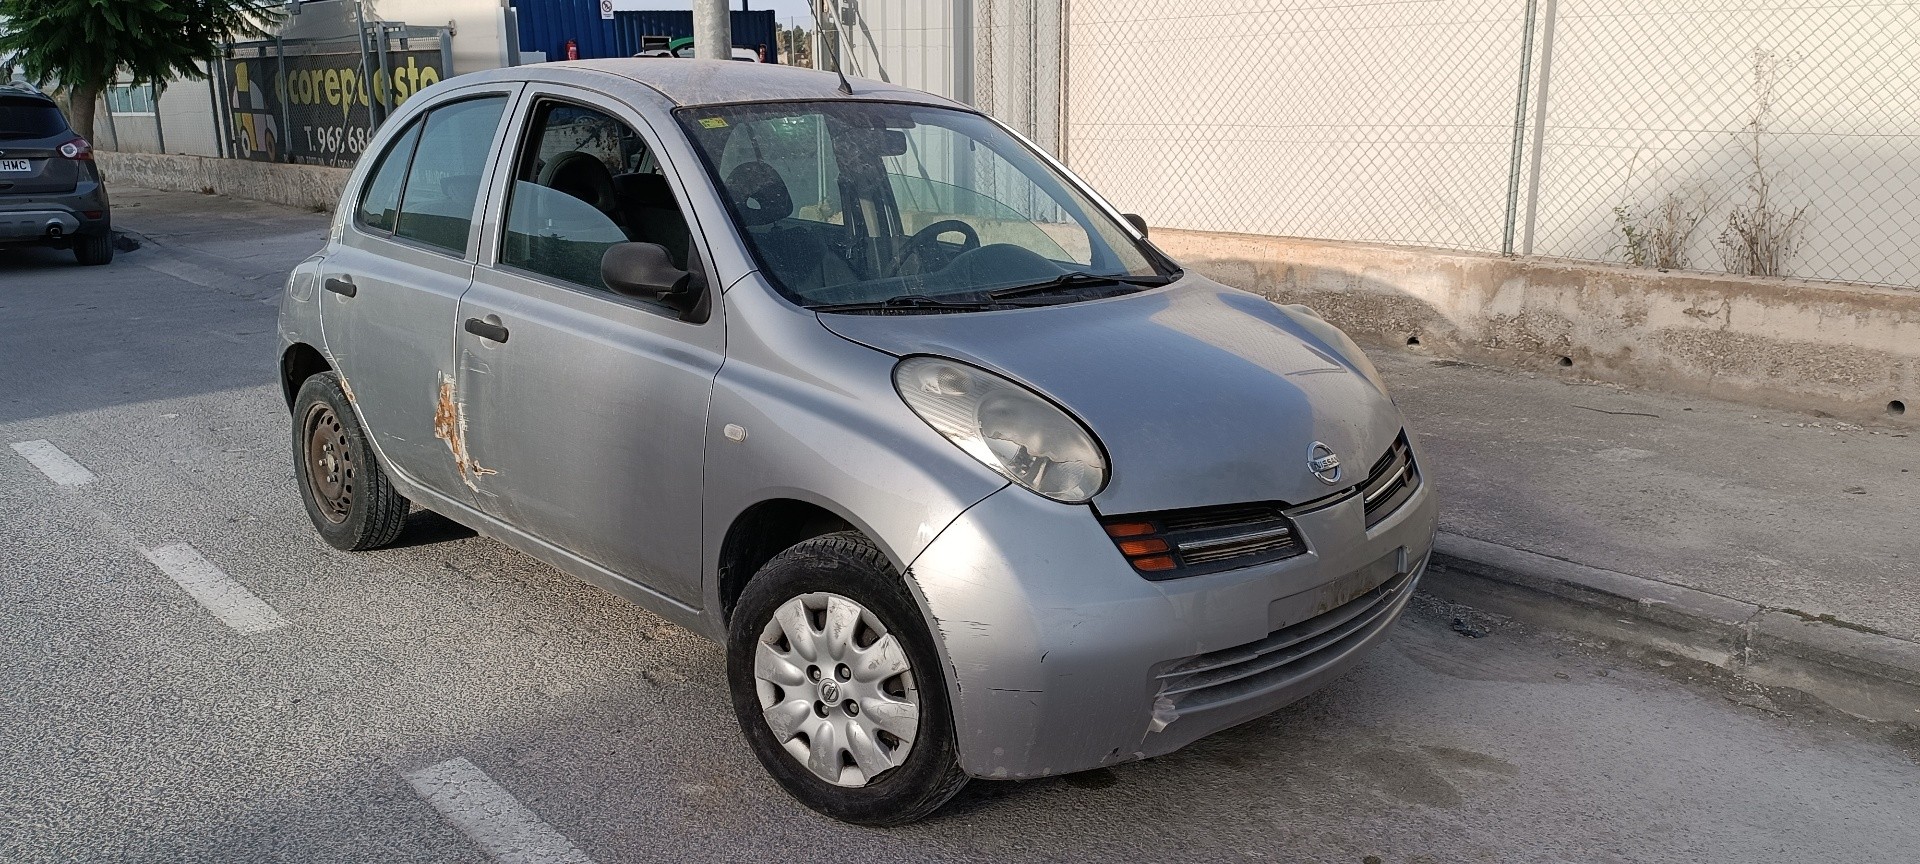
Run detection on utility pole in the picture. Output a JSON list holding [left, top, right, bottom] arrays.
[[694, 0, 731, 61]]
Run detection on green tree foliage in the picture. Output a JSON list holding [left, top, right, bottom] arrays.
[[0, 0, 280, 140]]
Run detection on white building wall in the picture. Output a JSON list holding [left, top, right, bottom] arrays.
[[1063, 0, 1920, 286], [1064, 0, 1531, 252], [829, 0, 971, 105], [369, 0, 513, 74]]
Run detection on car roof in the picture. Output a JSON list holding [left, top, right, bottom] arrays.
[[470, 59, 967, 111], [0, 82, 55, 102]]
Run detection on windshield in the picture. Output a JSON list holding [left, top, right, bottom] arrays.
[[677, 101, 1171, 310]]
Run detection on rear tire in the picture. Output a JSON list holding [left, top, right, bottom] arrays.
[[73, 233, 113, 266], [727, 532, 968, 825], [292, 371, 409, 551]]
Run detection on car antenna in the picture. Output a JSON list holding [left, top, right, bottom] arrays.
[[835, 68, 854, 96]]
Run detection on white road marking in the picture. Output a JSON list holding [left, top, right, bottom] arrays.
[[405, 757, 598, 864], [10, 439, 97, 486], [138, 543, 290, 635]]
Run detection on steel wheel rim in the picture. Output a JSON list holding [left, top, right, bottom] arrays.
[[302, 402, 354, 525], [753, 591, 921, 787]]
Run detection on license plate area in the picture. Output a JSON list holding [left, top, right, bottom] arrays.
[[1267, 547, 1407, 632], [0, 159, 31, 173]]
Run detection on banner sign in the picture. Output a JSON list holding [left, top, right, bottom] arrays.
[[226, 48, 446, 167]]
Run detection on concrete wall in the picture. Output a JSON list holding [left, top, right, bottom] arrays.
[[1155, 228, 1920, 426], [96, 151, 349, 213]]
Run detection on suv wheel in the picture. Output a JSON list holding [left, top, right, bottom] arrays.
[[73, 233, 113, 266], [291, 371, 410, 550], [727, 532, 968, 825]]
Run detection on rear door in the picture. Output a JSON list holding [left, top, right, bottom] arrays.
[[453, 86, 725, 606], [0, 96, 78, 194], [317, 84, 521, 503]]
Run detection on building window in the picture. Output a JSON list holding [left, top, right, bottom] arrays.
[[106, 84, 157, 115]]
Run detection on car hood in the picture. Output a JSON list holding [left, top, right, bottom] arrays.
[[816, 275, 1405, 514]]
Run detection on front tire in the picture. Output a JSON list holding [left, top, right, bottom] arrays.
[[291, 371, 409, 551], [727, 532, 968, 825]]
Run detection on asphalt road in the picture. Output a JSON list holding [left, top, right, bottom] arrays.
[[2, 188, 1916, 864]]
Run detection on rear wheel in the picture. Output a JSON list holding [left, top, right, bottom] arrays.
[[73, 233, 113, 266], [727, 532, 968, 825], [292, 372, 409, 550]]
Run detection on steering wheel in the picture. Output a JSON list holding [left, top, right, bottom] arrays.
[[890, 220, 981, 276]]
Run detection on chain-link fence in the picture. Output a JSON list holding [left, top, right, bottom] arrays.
[[1060, 0, 1920, 290]]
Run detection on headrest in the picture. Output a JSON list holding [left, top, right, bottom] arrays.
[[725, 161, 792, 227], [613, 172, 677, 208], [539, 151, 616, 210]]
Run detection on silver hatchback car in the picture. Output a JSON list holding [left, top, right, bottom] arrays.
[[276, 60, 1436, 824]]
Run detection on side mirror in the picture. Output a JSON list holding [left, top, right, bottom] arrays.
[[602, 241, 695, 305], [1122, 213, 1149, 238]]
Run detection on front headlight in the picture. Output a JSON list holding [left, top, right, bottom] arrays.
[[893, 356, 1107, 503]]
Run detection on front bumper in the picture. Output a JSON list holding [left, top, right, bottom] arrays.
[[905, 471, 1436, 780]]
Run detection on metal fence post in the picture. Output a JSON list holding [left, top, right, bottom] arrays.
[[275, 35, 293, 163], [1501, 0, 1539, 256], [1520, 0, 1559, 256]]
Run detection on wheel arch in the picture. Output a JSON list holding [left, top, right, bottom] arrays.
[[280, 342, 333, 410], [714, 496, 865, 626]]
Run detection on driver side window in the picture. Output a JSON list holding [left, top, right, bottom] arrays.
[[500, 99, 696, 295]]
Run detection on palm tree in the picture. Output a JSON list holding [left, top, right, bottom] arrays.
[[0, 0, 281, 141]]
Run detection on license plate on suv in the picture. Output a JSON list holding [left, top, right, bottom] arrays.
[[0, 159, 29, 173]]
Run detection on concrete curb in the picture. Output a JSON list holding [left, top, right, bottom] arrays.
[[1420, 532, 1920, 725]]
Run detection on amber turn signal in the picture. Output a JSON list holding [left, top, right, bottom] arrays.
[[1116, 537, 1170, 556]]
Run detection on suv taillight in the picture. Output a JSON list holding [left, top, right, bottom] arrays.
[[59, 137, 93, 161]]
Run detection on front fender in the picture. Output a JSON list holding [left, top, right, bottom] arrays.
[[698, 280, 1008, 638]]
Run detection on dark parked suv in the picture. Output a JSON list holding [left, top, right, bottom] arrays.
[[0, 83, 112, 265]]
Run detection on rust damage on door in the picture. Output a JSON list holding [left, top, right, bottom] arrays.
[[434, 372, 496, 490]]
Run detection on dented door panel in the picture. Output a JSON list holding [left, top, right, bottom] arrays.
[[453, 273, 724, 606], [317, 240, 478, 504]]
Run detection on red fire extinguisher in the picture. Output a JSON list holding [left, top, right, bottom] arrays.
[[565, 39, 579, 61]]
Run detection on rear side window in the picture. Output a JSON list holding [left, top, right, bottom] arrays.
[[356, 120, 423, 233], [392, 96, 509, 255], [0, 97, 68, 140]]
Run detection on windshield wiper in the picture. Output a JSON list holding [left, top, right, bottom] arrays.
[[810, 294, 1005, 314], [986, 271, 1174, 301]]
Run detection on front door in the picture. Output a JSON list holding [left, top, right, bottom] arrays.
[[456, 88, 724, 606], [318, 88, 518, 502]]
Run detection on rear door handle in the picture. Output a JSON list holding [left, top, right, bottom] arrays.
[[323, 275, 356, 297], [464, 317, 509, 344]]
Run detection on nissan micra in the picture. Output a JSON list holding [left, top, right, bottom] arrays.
[[276, 60, 1436, 825]]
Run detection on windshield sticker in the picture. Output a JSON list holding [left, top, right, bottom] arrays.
[[697, 117, 729, 129]]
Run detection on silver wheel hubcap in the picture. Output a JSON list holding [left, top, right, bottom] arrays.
[[754, 592, 920, 787]]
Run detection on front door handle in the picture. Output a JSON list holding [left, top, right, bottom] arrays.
[[323, 275, 357, 297], [464, 317, 509, 344]]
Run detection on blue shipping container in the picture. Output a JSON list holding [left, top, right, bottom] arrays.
[[510, 1, 781, 63]]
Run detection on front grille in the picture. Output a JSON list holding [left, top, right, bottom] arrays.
[[1359, 434, 1419, 528], [1155, 561, 1421, 714], [1099, 503, 1305, 580]]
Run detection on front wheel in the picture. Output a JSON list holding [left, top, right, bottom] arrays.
[[727, 532, 968, 825]]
